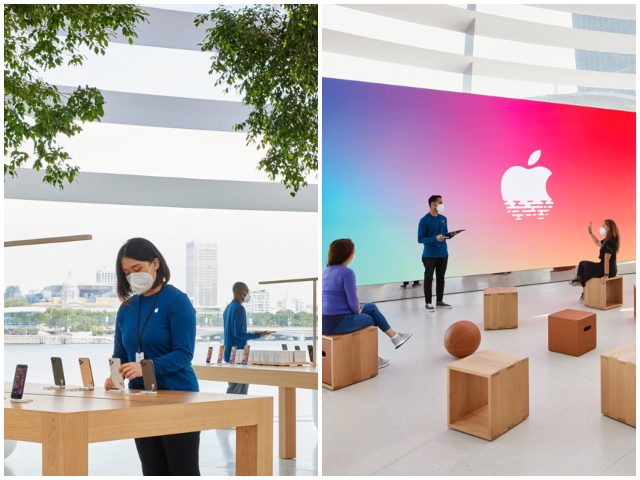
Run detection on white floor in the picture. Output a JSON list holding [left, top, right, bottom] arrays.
[[322, 273, 636, 476], [4, 382, 318, 476]]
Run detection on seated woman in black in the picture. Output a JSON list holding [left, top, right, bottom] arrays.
[[570, 219, 620, 300]]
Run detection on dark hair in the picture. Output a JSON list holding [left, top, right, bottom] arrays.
[[603, 219, 621, 253], [428, 195, 442, 207], [116, 238, 170, 301], [327, 238, 355, 266]]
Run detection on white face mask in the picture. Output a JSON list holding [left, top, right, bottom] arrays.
[[127, 264, 155, 295], [599, 227, 607, 236], [436, 204, 445, 213], [243, 292, 252, 304]]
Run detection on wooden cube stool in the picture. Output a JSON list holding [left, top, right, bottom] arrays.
[[548, 309, 596, 356], [601, 343, 635, 427], [483, 287, 518, 330], [585, 275, 623, 310], [448, 350, 529, 441], [322, 326, 378, 390]]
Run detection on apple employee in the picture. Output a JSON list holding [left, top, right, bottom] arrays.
[[418, 195, 460, 312]]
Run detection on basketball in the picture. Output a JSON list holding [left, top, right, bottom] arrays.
[[444, 321, 481, 358]]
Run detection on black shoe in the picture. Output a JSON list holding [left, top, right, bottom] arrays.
[[580, 292, 584, 301], [412, 281, 420, 287], [569, 277, 581, 286]]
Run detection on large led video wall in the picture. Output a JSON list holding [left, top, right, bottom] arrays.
[[322, 78, 636, 285]]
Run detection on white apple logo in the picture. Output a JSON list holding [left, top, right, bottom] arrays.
[[501, 150, 553, 220]]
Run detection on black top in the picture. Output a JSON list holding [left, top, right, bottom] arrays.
[[599, 238, 618, 275]]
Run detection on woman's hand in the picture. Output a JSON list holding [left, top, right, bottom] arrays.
[[104, 377, 116, 390], [436, 234, 445, 242], [601, 277, 607, 285], [120, 362, 143, 381]]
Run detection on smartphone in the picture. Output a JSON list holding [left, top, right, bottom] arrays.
[[206, 346, 213, 364], [294, 345, 301, 351], [11, 364, 28, 400], [229, 346, 237, 364], [141, 359, 157, 392], [51, 357, 66, 387], [217, 345, 225, 363], [282, 344, 288, 350], [307, 344, 313, 363], [78, 358, 94, 388], [109, 357, 125, 390], [242, 345, 250, 365]]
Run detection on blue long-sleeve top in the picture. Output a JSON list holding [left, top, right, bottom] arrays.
[[113, 284, 199, 392], [322, 265, 360, 333], [418, 212, 449, 258], [223, 300, 260, 363]]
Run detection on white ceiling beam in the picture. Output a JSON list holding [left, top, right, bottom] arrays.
[[340, 4, 635, 54], [5, 169, 318, 213], [323, 29, 635, 90]]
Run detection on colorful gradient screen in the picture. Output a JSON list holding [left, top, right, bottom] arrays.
[[322, 78, 636, 285]]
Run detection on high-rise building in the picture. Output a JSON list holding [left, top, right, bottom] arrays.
[[186, 241, 218, 307], [96, 269, 117, 286], [246, 290, 270, 314]]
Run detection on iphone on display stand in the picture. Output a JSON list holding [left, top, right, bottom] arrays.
[[44, 356, 66, 389], [10, 364, 32, 403], [242, 345, 250, 365], [140, 359, 157, 394], [206, 346, 213, 364], [108, 357, 125, 391], [78, 358, 95, 390], [66, 357, 96, 391], [229, 346, 237, 364], [217, 345, 225, 364]]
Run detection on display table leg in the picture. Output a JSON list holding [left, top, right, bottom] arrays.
[[279, 386, 297, 458], [42, 412, 89, 475]]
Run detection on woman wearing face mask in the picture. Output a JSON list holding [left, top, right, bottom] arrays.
[[105, 237, 200, 476], [323, 238, 413, 369], [570, 220, 621, 300]]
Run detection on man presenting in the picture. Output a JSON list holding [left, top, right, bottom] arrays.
[[418, 195, 459, 312], [223, 282, 268, 394]]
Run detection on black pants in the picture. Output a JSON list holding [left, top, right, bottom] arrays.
[[135, 431, 201, 476], [227, 382, 249, 394], [422, 256, 449, 304]]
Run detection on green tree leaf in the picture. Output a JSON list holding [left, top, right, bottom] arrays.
[[196, 4, 318, 196], [4, 4, 148, 189]]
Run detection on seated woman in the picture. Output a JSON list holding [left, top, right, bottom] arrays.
[[570, 219, 620, 300], [322, 238, 413, 369]]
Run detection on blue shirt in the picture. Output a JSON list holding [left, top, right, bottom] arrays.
[[223, 300, 260, 363], [418, 213, 449, 258], [113, 284, 199, 392], [322, 265, 360, 315]]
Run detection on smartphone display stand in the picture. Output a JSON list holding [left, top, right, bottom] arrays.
[[10, 398, 33, 403], [66, 386, 94, 391], [43, 385, 65, 390]]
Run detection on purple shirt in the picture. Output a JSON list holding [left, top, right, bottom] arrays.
[[322, 265, 360, 315]]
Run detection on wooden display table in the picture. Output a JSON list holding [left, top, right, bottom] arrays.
[[194, 363, 317, 459], [585, 275, 623, 310], [483, 287, 518, 330], [448, 350, 529, 441], [4, 383, 273, 476], [601, 343, 636, 427], [548, 309, 596, 357], [322, 326, 378, 390]]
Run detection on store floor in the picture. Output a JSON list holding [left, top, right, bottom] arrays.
[[4, 384, 318, 476], [322, 272, 636, 476]]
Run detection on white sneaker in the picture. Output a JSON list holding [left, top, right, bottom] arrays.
[[392, 332, 413, 349], [425, 304, 435, 312], [378, 357, 390, 369]]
